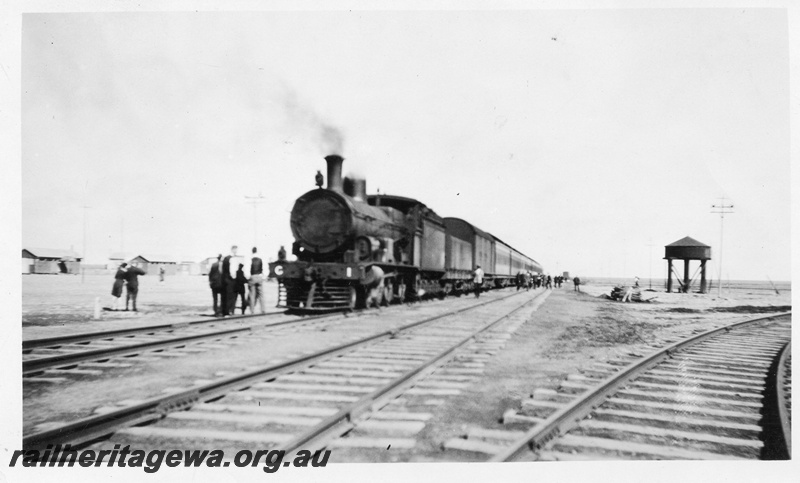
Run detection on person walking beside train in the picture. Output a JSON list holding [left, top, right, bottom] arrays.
[[208, 254, 223, 316], [546, 275, 552, 289], [124, 263, 146, 311], [472, 265, 484, 298], [516, 271, 525, 291], [249, 247, 266, 314]]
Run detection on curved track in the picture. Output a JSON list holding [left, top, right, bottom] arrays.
[[483, 312, 792, 461]]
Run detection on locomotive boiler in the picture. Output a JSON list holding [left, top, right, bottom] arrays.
[[269, 154, 543, 311]]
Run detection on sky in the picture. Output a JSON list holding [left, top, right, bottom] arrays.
[[19, 6, 792, 281]]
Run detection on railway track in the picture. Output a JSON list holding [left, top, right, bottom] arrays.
[[23, 288, 549, 452], [439, 312, 792, 461], [22, 311, 351, 381]]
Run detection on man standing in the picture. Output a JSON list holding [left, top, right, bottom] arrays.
[[124, 263, 146, 311], [208, 254, 222, 316], [472, 265, 484, 298], [573, 276, 581, 292], [222, 245, 246, 316], [249, 247, 266, 314], [221, 246, 238, 316]]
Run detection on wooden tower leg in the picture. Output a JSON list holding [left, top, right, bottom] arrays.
[[683, 259, 690, 293], [700, 260, 707, 294], [667, 259, 673, 293]]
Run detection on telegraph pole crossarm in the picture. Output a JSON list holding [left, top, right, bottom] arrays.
[[245, 193, 268, 248]]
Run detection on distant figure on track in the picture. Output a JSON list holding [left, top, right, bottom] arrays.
[[109, 263, 128, 311], [573, 276, 581, 292], [473, 265, 484, 298], [208, 254, 222, 316], [124, 264, 146, 311], [249, 247, 266, 314], [159, 266, 165, 284]]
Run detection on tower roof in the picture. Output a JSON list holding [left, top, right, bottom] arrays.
[[666, 236, 710, 248]]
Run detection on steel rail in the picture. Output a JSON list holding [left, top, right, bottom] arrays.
[[775, 341, 792, 458], [23, 310, 311, 350], [23, 326, 252, 375], [23, 289, 529, 449], [278, 289, 550, 456], [491, 311, 792, 462]]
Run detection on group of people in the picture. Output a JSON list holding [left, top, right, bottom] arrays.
[[207, 245, 267, 316], [109, 263, 147, 311], [473, 266, 581, 296], [513, 272, 573, 291]]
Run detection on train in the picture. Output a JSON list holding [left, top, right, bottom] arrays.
[[267, 155, 543, 310]]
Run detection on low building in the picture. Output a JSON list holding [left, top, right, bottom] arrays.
[[128, 254, 178, 276], [108, 252, 133, 269], [178, 260, 202, 276], [22, 248, 82, 274]]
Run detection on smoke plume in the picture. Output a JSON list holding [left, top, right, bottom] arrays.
[[280, 84, 345, 155]]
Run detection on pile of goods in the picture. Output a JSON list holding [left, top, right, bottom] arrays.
[[609, 285, 643, 302]]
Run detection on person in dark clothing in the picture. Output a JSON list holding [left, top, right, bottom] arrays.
[[221, 245, 240, 316], [249, 247, 266, 314], [208, 255, 222, 316], [124, 264, 146, 311], [109, 263, 128, 311], [234, 263, 249, 315], [546, 275, 552, 289], [573, 276, 581, 292]]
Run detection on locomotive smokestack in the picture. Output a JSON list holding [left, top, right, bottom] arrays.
[[352, 179, 366, 201], [325, 154, 344, 192], [343, 177, 367, 201]]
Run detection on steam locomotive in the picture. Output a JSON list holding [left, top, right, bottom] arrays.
[[267, 155, 543, 310]]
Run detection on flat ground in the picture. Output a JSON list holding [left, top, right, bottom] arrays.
[[22, 273, 281, 339]]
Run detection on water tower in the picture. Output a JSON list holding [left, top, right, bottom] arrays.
[[664, 236, 711, 293]]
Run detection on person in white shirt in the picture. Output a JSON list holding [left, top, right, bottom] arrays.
[[472, 265, 485, 298]]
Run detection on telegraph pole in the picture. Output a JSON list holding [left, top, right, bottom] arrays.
[[647, 238, 654, 290], [81, 203, 91, 283], [711, 198, 734, 297], [245, 193, 267, 248]]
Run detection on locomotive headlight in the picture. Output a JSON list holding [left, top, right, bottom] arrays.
[[274, 265, 284, 276]]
